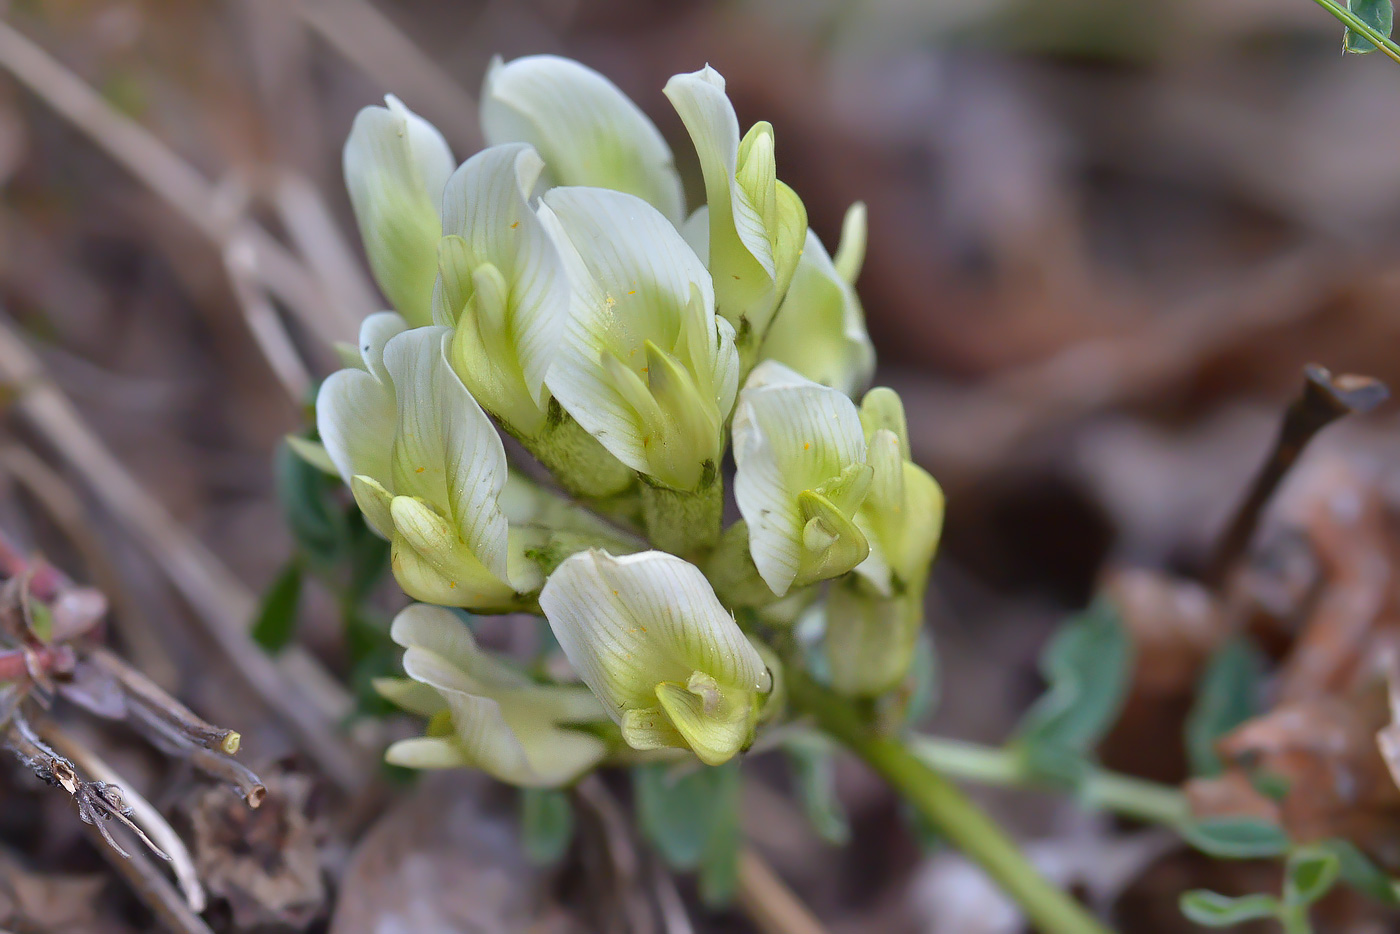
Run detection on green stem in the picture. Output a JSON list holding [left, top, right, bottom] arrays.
[[1309, 0, 1400, 64], [908, 736, 1190, 829], [790, 671, 1116, 934]]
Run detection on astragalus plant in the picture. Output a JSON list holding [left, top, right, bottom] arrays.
[[303, 54, 1110, 934]]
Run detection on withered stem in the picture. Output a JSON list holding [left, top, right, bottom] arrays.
[[1205, 364, 1388, 587], [79, 820, 216, 934], [89, 647, 240, 754]]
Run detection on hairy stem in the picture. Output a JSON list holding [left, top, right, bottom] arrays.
[[789, 670, 1115, 934]]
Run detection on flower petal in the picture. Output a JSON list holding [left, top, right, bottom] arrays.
[[392, 603, 608, 786], [761, 226, 875, 398], [539, 550, 769, 722], [343, 97, 454, 325], [664, 67, 772, 274], [316, 372, 394, 493], [540, 186, 733, 487], [481, 55, 685, 224], [732, 361, 870, 596], [437, 143, 569, 425], [381, 327, 510, 581]]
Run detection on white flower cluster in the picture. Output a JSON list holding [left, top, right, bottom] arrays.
[[315, 55, 942, 782]]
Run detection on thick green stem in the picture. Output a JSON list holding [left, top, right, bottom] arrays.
[[1308, 0, 1400, 64], [908, 737, 1190, 829], [790, 671, 1116, 934]]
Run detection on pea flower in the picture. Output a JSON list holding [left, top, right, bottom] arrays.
[[316, 313, 537, 609], [539, 550, 771, 766], [481, 54, 685, 224], [826, 388, 946, 696], [732, 361, 873, 598], [760, 203, 876, 398], [540, 186, 738, 494], [431, 143, 632, 497], [376, 604, 609, 787], [664, 66, 807, 359], [343, 96, 454, 326]]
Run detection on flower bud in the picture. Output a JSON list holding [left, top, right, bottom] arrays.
[[851, 387, 944, 597], [761, 203, 875, 398], [540, 187, 738, 493], [481, 55, 685, 224], [826, 387, 945, 695], [316, 315, 536, 608], [343, 96, 454, 326], [376, 604, 609, 786], [539, 550, 772, 766], [732, 362, 873, 597], [664, 67, 807, 357]]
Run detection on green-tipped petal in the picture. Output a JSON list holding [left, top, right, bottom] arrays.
[[387, 604, 608, 786], [663, 67, 807, 342], [732, 362, 871, 596], [852, 387, 944, 596], [540, 550, 770, 764], [343, 97, 453, 325], [541, 186, 735, 490], [762, 225, 875, 398], [481, 55, 685, 224], [316, 311, 408, 495], [437, 144, 570, 437], [382, 327, 511, 582]]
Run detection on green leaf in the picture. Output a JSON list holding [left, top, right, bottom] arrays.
[[784, 733, 850, 845], [521, 788, 575, 866], [250, 559, 303, 652], [1345, 0, 1394, 52], [1185, 637, 1262, 777], [275, 439, 343, 567], [903, 631, 940, 727], [1285, 846, 1341, 907], [1179, 890, 1280, 927], [1182, 817, 1290, 859], [635, 761, 741, 880], [698, 765, 741, 907], [1014, 599, 1133, 783], [1320, 839, 1400, 905], [342, 508, 391, 603]]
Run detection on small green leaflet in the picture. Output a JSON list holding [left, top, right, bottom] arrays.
[[784, 732, 851, 845], [634, 761, 742, 905], [251, 558, 304, 652], [521, 788, 575, 866], [1185, 636, 1263, 777], [1181, 816, 1290, 859], [1284, 846, 1340, 908], [1179, 890, 1280, 927], [1318, 839, 1400, 905], [1013, 599, 1133, 785], [1345, 0, 1394, 53]]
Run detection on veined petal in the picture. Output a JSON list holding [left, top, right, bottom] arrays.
[[343, 97, 453, 325], [317, 372, 394, 493], [539, 550, 769, 723], [388, 604, 608, 786], [664, 67, 771, 275], [438, 143, 569, 431], [852, 387, 944, 595], [381, 327, 510, 581], [762, 226, 875, 398], [541, 186, 732, 489], [481, 55, 685, 224], [732, 362, 870, 595], [663, 68, 807, 340]]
